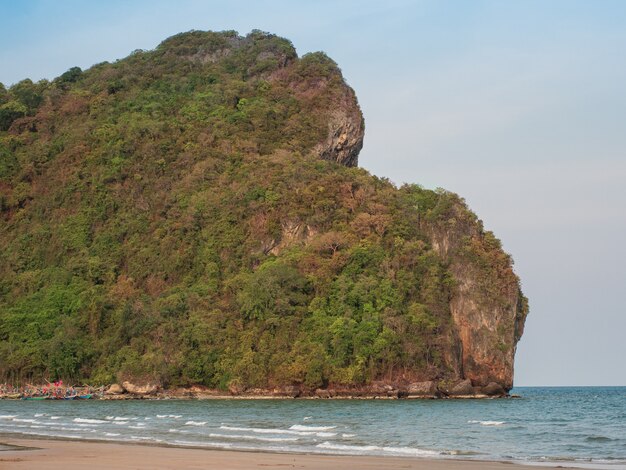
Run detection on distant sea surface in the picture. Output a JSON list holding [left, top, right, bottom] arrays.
[[1, 387, 624, 468]]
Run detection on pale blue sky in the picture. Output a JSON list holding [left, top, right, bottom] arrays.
[[2, 0, 625, 386]]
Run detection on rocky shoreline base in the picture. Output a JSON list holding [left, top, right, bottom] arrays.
[[1, 379, 518, 401], [96, 379, 513, 400]]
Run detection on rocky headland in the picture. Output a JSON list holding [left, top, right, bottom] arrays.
[[0, 30, 527, 397]]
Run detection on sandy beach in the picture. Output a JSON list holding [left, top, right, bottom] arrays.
[[0, 438, 581, 470]]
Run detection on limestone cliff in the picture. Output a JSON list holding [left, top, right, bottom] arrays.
[[310, 83, 364, 167], [426, 196, 528, 390]]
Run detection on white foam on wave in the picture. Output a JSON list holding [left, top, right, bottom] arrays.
[[209, 432, 298, 443], [290, 424, 336, 431], [185, 421, 207, 426], [342, 433, 356, 438], [220, 425, 336, 437], [317, 442, 440, 457], [34, 413, 45, 417], [128, 425, 147, 429], [468, 420, 505, 426], [173, 439, 233, 449], [73, 418, 107, 424], [50, 416, 61, 420], [168, 428, 189, 434], [105, 432, 120, 437], [0, 415, 17, 419], [14, 418, 38, 423], [130, 436, 162, 442], [21, 431, 86, 439], [303, 416, 312, 420]]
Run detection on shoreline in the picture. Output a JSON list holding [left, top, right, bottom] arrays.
[[0, 437, 582, 470], [1, 379, 514, 401]]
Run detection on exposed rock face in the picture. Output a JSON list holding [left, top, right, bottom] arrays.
[[427, 200, 529, 390], [406, 381, 438, 398], [122, 381, 159, 395], [266, 221, 318, 256], [449, 379, 474, 396], [482, 382, 506, 397], [106, 383, 124, 395], [311, 85, 364, 167], [279, 385, 301, 398]]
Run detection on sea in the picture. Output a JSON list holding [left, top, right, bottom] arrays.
[[0, 387, 624, 469]]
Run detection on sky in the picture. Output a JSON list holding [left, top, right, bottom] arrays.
[[1, 0, 624, 386]]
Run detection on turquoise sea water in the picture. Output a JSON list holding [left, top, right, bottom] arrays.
[[0, 387, 624, 468]]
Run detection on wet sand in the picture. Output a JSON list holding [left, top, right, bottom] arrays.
[[0, 437, 579, 470]]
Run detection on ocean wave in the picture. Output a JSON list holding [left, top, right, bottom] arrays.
[[130, 436, 161, 442], [184, 421, 207, 426], [209, 432, 298, 443], [73, 418, 107, 424], [468, 420, 505, 426], [14, 418, 39, 423], [104, 432, 120, 437], [173, 439, 233, 449], [317, 442, 440, 456], [49, 427, 90, 432], [290, 424, 336, 431], [20, 431, 86, 439], [0, 415, 17, 419], [585, 435, 617, 442], [220, 425, 335, 437]]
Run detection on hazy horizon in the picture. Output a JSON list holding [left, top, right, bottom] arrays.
[[1, 0, 624, 386]]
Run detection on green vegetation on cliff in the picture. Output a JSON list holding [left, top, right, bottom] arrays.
[[0, 30, 527, 390]]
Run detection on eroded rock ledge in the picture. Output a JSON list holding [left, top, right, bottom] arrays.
[[101, 380, 513, 400]]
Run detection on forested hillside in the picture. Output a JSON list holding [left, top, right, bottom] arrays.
[[0, 30, 527, 393]]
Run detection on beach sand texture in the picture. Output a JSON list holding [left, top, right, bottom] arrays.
[[0, 438, 579, 470]]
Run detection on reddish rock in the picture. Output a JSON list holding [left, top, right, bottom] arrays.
[[106, 383, 124, 395], [121, 381, 159, 395], [449, 379, 474, 396], [482, 382, 507, 397], [406, 381, 438, 398]]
